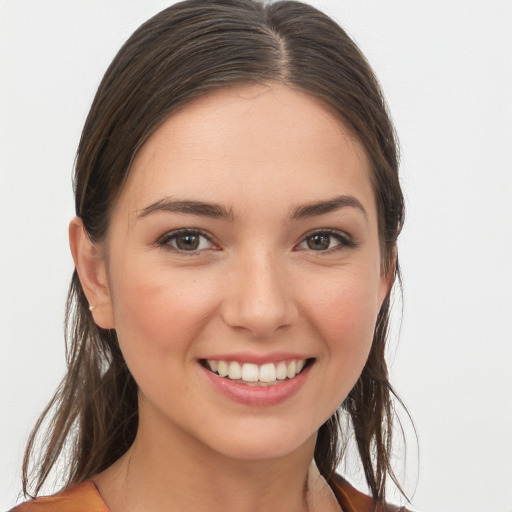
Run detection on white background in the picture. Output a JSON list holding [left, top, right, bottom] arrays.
[[1, 1, 511, 511]]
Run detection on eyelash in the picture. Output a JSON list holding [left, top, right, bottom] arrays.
[[155, 229, 216, 254], [155, 228, 356, 254], [297, 229, 356, 254]]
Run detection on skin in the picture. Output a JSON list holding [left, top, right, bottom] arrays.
[[70, 83, 390, 512]]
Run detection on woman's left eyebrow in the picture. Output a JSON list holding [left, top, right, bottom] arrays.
[[291, 195, 367, 220]]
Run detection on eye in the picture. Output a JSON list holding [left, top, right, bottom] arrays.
[[157, 229, 215, 252], [298, 230, 355, 252]]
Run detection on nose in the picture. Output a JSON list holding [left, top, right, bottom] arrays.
[[221, 250, 296, 338]]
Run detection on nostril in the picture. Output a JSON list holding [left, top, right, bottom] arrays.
[[222, 300, 295, 338]]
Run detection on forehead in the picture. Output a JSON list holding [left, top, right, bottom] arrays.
[[118, 83, 375, 219]]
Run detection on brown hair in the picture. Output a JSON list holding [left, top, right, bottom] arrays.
[[23, 0, 406, 505]]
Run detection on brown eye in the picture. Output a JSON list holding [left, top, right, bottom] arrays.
[[175, 234, 201, 250], [306, 234, 331, 251], [159, 230, 214, 252], [298, 230, 355, 252]]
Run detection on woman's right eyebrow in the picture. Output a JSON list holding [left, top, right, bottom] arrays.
[[136, 198, 234, 220]]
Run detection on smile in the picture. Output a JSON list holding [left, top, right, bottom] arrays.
[[203, 359, 309, 385]]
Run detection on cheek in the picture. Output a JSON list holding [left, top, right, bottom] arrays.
[[108, 262, 219, 360], [306, 271, 381, 374]]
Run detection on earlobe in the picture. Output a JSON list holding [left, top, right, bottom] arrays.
[[69, 217, 115, 329]]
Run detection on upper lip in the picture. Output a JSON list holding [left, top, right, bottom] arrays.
[[199, 352, 311, 365]]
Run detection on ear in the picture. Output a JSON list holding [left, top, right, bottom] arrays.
[[69, 217, 115, 329]]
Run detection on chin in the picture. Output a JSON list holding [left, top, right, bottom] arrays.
[[196, 419, 318, 463]]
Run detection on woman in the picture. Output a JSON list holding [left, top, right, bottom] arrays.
[[12, 0, 409, 511]]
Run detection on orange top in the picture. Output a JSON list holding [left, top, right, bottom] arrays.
[[330, 474, 408, 512], [9, 482, 107, 512], [10, 477, 408, 512]]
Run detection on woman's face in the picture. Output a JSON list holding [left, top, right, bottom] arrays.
[[98, 83, 388, 461]]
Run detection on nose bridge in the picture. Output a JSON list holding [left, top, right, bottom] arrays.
[[222, 247, 294, 337]]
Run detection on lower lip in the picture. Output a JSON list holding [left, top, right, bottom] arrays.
[[201, 362, 312, 406]]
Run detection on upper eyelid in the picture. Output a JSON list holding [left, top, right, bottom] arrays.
[[300, 228, 353, 241], [156, 228, 215, 246], [155, 227, 354, 248], [158, 227, 211, 238], [296, 228, 356, 251]]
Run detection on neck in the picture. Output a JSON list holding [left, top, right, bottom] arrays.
[[93, 411, 337, 512]]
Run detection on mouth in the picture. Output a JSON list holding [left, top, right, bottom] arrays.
[[200, 358, 314, 386]]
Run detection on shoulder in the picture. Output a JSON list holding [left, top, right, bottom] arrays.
[[330, 473, 411, 512], [9, 481, 109, 512]]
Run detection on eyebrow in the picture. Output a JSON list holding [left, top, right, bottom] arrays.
[[291, 195, 367, 220], [137, 198, 234, 220], [137, 194, 367, 221]]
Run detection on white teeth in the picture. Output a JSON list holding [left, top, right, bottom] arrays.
[[228, 361, 242, 380], [276, 361, 287, 380], [206, 358, 308, 384], [217, 360, 228, 377], [286, 360, 296, 379], [241, 363, 259, 382], [259, 363, 276, 383]]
